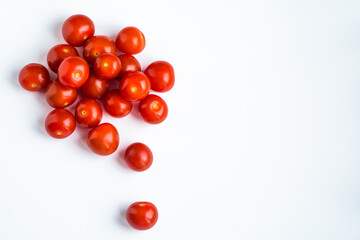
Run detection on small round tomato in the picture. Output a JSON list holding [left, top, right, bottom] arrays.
[[117, 54, 141, 79], [94, 53, 121, 79], [119, 72, 150, 101], [144, 61, 175, 92], [80, 71, 110, 99], [126, 202, 158, 230], [124, 143, 153, 172], [87, 123, 119, 156], [47, 44, 79, 72], [45, 80, 78, 108], [83, 35, 117, 64], [103, 90, 132, 118], [45, 109, 76, 139], [62, 14, 95, 47], [58, 56, 89, 88], [138, 94, 168, 124], [115, 27, 145, 54], [19, 63, 49, 91], [75, 98, 102, 128]]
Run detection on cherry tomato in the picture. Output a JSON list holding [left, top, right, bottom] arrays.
[[75, 98, 102, 128], [62, 14, 95, 47], [58, 56, 89, 88], [47, 44, 79, 72], [117, 54, 141, 79], [144, 61, 175, 92], [45, 80, 78, 108], [87, 123, 119, 156], [94, 53, 121, 79], [103, 90, 132, 118], [119, 71, 150, 102], [115, 27, 145, 54], [83, 35, 117, 64], [124, 143, 153, 172], [45, 109, 76, 139], [126, 202, 158, 230], [80, 71, 110, 99], [19, 63, 49, 91], [138, 94, 168, 124]]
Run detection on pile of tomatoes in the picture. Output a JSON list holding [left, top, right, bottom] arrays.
[[18, 14, 175, 231]]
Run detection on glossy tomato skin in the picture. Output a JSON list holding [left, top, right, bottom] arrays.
[[19, 63, 49, 91], [80, 71, 110, 99], [47, 44, 79, 72], [83, 36, 117, 64], [58, 56, 89, 88], [75, 98, 102, 128], [94, 53, 121, 79], [103, 90, 132, 118], [117, 54, 141, 79], [126, 202, 158, 230], [119, 71, 150, 102], [138, 94, 168, 124], [45, 109, 76, 139], [87, 123, 119, 156], [45, 80, 78, 108], [144, 61, 175, 92], [115, 27, 145, 54], [62, 14, 95, 47], [124, 143, 153, 172]]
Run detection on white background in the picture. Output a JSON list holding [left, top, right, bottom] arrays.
[[0, 0, 360, 239]]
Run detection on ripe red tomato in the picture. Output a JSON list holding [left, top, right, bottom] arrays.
[[45, 80, 78, 108], [115, 27, 145, 54], [58, 56, 89, 88], [126, 202, 158, 230], [19, 63, 49, 91], [119, 72, 150, 101], [83, 35, 117, 64], [94, 53, 121, 79], [75, 98, 102, 128], [80, 71, 110, 99], [45, 109, 76, 139], [144, 61, 175, 92], [87, 123, 119, 156], [117, 54, 141, 79], [103, 90, 132, 118], [62, 14, 95, 47], [124, 143, 153, 171], [138, 94, 168, 124], [47, 44, 79, 72]]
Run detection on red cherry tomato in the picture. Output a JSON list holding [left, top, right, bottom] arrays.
[[75, 98, 102, 128], [94, 53, 121, 79], [80, 71, 110, 99], [58, 56, 89, 88], [124, 143, 153, 172], [144, 61, 175, 92], [45, 109, 76, 139], [138, 94, 168, 124], [83, 35, 117, 64], [62, 14, 95, 47], [126, 202, 158, 230], [119, 72, 150, 102], [47, 44, 79, 73], [45, 80, 78, 108], [117, 54, 141, 79], [87, 123, 119, 156], [103, 90, 132, 118], [115, 27, 145, 54], [19, 63, 49, 91]]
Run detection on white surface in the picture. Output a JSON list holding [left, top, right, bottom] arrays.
[[1, 0, 360, 239]]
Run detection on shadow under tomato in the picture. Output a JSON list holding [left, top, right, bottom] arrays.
[[116, 205, 132, 230]]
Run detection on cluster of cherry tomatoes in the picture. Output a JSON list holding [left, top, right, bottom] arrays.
[[18, 14, 175, 231]]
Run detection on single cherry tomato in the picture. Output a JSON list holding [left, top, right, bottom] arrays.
[[45, 80, 78, 108], [124, 143, 153, 171], [83, 35, 117, 64], [62, 14, 95, 47], [115, 27, 145, 54], [94, 53, 121, 79], [87, 123, 119, 156], [119, 71, 150, 101], [19, 63, 49, 91], [58, 56, 89, 88], [116, 54, 141, 79], [75, 98, 102, 128], [45, 109, 76, 139], [138, 94, 168, 124], [47, 44, 79, 72], [80, 71, 110, 99], [103, 90, 132, 118], [126, 202, 158, 230], [144, 61, 175, 92]]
